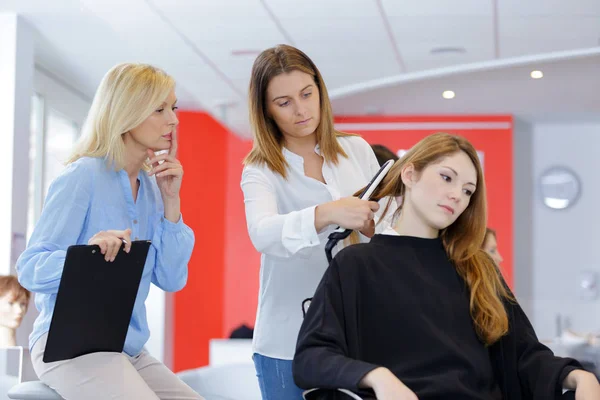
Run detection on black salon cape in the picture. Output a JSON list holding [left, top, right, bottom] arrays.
[[293, 234, 582, 400]]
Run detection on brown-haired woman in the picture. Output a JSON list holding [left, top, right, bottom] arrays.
[[293, 133, 599, 400], [242, 44, 387, 399]]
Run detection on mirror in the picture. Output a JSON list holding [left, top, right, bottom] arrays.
[[539, 166, 581, 210]]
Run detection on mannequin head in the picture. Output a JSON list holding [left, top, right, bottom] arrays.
[[0, 276, 30, 347]]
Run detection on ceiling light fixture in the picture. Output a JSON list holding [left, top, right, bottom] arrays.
[[442, 90, 455, 99], [231, 49, 261, 56], [530, 70, 544, 79], [430, 47, 467, 55]]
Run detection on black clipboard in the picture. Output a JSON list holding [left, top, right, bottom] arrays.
[[43, 240, 151, 363]]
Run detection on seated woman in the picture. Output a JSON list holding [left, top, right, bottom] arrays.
[[293, 133, 600, 400]]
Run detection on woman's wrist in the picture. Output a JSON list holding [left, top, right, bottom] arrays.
[[163, 197, 181, 223], [563, 369, 594, 389], [359, 367, 390, 389], [315, 202, 334, 232]]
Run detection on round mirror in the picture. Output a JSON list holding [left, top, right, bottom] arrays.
[[539, 167, 581, 210]]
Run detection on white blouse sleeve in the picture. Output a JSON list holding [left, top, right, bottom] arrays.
[[241, 166, 321, 258]]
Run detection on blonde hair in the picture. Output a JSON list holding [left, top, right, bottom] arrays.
[[67, 63, 175, 170], [367, 133, 514, 345], [244, 44, 353, 178]]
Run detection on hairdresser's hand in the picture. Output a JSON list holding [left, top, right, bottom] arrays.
[[88, 229, 132, 262], [147, 130, 183, 200], [315, 197, 379, 232], [360, 367, 418, 400]]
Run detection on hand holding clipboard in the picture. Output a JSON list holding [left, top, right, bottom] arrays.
[[87, 228, 132, 262], [43, 240, 151, 363]]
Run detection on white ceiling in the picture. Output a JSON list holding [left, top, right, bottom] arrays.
[[2, 0, 599, 137], [331, 48, 600, 121]]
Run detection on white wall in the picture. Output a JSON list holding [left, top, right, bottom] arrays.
[[1, 14, 34, 349], [0, 14, 33, 277], [525, 121, 600, 340], [144, 286, 172, 367], [33, 65, 91, 127]]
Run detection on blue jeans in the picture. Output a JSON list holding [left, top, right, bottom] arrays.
[[253, 353, 305, 400]]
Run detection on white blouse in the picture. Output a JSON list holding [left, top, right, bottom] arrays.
[[241, 135, 391, 359]]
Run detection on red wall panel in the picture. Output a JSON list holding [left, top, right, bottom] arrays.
[[174, 111, 227, 371], [223, 134, 258, 337]]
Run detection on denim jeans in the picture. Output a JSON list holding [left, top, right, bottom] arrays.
[[253, 353, 305, 400]]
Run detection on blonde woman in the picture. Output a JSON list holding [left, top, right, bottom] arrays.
[[16, 63, 201, 400], [242, 44, 386, 399]]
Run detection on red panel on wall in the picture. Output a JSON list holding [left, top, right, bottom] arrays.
[[174, 111, 228, 372], [335, 115, 514, 287], [223, 134, 259, 337]]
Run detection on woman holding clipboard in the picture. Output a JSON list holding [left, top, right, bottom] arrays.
[[16, 63, 202, 400]]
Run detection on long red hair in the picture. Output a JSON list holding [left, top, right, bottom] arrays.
[[370, 133, 513, 345]]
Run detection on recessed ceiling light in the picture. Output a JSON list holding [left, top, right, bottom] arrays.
[[442, 90, 455, 99], [530, 70, 544, 79], [430, 47, 467, 55], [231, 49, 261, 56]]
